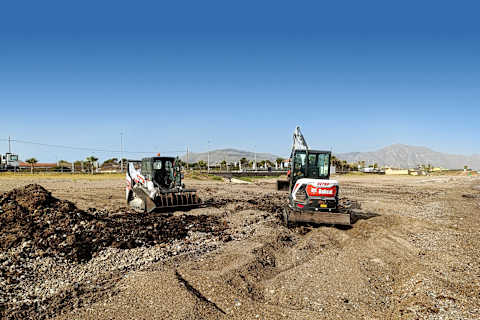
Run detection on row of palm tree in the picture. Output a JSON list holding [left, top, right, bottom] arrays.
[[22, 156, 288, 173], [187, 157, 287, 170]]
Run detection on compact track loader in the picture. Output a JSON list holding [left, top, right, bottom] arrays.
[[126, 156, 200, 213], [277, 127, 353, 226]]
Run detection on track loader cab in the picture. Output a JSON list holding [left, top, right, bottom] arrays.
[[140, 157, 183, 190]]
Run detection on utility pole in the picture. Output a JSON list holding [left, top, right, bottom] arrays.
[[254, 145, 257, 171], [8, 136, 11, 153], [207, 140, 211, 173], [120, 132, 124, 173], [186, 147, 189, 169]]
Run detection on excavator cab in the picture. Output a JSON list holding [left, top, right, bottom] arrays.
[[290, 150, 331, 191], [278, 150, 331, 191]]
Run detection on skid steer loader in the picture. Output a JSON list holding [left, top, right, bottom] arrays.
[[126, 156, 201, 213], [277, 127, 353, 226]]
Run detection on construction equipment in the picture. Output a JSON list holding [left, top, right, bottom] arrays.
[[0, 153, 19, 172], [126, 156, 201, 213], [277, 127, 352, 226]]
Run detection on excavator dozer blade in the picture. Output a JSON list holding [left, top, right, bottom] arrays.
[[284, 208, 351, 226]]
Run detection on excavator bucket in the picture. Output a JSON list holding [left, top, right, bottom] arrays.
[[277, 180, 290, 191]]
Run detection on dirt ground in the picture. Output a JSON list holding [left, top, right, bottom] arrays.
[[1, 174, 480, 319]]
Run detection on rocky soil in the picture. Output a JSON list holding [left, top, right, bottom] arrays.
[[0, 184, 226, 319], [0, 175, 479, 319]]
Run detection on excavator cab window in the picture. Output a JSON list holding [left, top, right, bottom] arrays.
[[293, 151, 307, 179], [306, 152, 330, 179]]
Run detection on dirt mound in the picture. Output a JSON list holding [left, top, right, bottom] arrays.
[[0, 184, 79, 253], [1, 184, 228, 320], [0, 184, 226, 262]]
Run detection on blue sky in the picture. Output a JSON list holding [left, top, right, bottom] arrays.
[[1, 0, 479, 162]]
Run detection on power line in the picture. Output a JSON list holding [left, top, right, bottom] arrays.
[[1, 138, 186, 155]]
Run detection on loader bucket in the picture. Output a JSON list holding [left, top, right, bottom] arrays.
[[277, 180, 290, 191], [153, 191, 201, 212]]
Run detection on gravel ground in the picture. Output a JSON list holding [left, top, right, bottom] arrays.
[[1, 174, 479, 319]]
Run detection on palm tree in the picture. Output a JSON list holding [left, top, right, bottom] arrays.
[[85, 156, 98, 174], [330, 155, 341, 170], [220, 160, 227, 170], [25, 158, 38, 174], [197, 160, 206, 169]]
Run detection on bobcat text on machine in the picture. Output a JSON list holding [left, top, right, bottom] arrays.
[[126, 156, 200, 213], [277, 126, 352, 225]]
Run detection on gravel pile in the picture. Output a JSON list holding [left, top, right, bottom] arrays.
[[0, 184, 227, 319]]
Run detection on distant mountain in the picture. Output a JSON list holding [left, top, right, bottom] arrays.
[[181, 148, 281, 164], [336, 144, 480, 170]]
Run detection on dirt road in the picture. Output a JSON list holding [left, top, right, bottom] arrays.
[[1, 174, 479, 319]]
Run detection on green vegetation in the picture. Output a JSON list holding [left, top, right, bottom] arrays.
[[25, 158, 38, 174], [85, 156, 99, 174]]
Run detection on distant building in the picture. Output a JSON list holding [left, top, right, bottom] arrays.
[[385, 168, 409, 175], [281, 159, 290, 169], [18, 162, 57, 170]]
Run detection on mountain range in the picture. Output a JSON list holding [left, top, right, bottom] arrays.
[[181, 149, 281, 164], [337, 144, 480, 170], [181, 145, 480, 170]]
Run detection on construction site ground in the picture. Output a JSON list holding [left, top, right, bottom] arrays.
[[1, 174, 479, 319]]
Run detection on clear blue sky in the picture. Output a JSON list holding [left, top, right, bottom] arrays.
[[1, 0, 479, 162]]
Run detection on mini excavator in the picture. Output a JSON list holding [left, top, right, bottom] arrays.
[[277, 127, 352, 225]]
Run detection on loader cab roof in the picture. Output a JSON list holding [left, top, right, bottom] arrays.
[[141, 157, 176, 172], [143, 156, 176, 162]]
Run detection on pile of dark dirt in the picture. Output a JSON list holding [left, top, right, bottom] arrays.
[[0, 184, 228, 319], [0, 184, 226, 262]]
